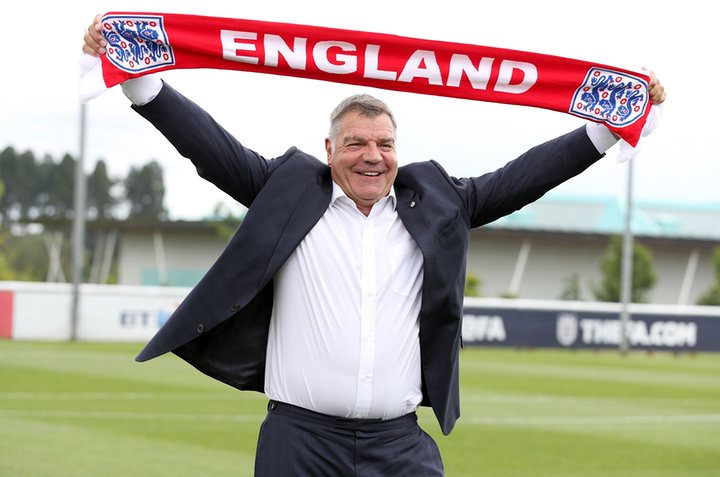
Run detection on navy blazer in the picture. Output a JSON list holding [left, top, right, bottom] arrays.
[[133, 83, 604, 435]]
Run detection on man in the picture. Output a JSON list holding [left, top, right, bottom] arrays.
[[83, 16, 665, 477]]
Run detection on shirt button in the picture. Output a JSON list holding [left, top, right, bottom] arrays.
[[196, 324, 205, 334]]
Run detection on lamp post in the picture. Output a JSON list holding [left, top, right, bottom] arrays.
[[70, 103, 88, 341], [619, 157, 634, 355]]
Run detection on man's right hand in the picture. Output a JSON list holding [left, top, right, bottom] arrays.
[[82, 14, 106, 57]]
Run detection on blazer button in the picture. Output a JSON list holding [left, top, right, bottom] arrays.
[[230, 303, 240, 312], [196, 324, 205, 334]]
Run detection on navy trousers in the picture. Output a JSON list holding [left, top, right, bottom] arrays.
[[254, 400, 444, 476]]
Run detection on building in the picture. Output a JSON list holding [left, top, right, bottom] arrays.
[[108, 195, 720, 305]]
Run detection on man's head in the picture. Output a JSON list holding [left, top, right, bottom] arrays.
[[325, 94, 398, 216]]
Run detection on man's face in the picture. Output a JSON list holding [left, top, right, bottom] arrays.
[[325, 111, 398, 215]]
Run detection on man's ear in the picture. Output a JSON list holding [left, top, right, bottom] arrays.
[[325, 138, 333, 166]]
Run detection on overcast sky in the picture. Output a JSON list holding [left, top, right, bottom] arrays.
[[1, 0, 715, 220]]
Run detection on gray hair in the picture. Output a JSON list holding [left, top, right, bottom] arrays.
[[328, 94, 397, 149]]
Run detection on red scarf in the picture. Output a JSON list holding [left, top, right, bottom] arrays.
[[81, 12, 653, 147]]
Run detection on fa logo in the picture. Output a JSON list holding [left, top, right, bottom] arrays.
[[102, 15, 175, 73], [570, 67, 648, 127], [556, 313, 579, 347]]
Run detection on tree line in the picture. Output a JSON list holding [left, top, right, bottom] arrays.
[[0, 145, 166, 225]]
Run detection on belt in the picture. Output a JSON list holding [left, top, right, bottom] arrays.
[[267, 400, 418, 431]]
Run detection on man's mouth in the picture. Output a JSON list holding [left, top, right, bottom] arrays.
[[358, 171, 382, 176]]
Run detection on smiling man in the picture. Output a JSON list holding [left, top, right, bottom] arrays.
[[83, 15, 665, 477]]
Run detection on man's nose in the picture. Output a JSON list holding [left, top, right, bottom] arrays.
[[363, 142, 381, 162]]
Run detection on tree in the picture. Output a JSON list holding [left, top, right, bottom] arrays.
[[1, 232, 51, 281], [0, 252, 14, 280], [0, 147, 41, 224], [34, 154, 57, 219], [211, 202, 242, 242], [87, 159, 117, 219], [593, 235, 657, 303], [464, 271, 483, 297], [0, 180, 14, 279], [124, 160, 167, 220], [559, 273, 583, 300], [45, 154, 76, 220], [0, 148, 12, 224], [697, 247, 720, 306]]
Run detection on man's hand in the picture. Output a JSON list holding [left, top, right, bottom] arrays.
[[647, 70, 666, 105], [82, 14, 106, 57]]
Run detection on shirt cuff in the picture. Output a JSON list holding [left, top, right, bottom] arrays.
[[121, 75, 164, 106], [585, 122, 619, 154]]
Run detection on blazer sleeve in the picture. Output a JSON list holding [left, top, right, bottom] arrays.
[[462, 126, 604, 228], [130, 81, 272, 208]]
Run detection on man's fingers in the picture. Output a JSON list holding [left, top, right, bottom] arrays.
[[646, 71, 666, 105], [649, 82, 666, 105], [82, 15, 107, 56]]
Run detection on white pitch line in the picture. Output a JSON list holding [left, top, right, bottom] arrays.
[[465, 414, 720, 426], [1, 409, 719, 426], [0, 392, 245, 401], [462, 395, 715, 405], [0, 409, 264, 423], [3, 393, 712, 408]]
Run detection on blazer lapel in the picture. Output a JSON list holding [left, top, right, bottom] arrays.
[[261, 173, 333, 284], [395, 187, 438, 297]]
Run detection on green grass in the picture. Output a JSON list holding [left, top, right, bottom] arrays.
[[1, 342, 718, 476]]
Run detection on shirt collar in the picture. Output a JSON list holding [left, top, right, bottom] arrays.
[[331, 182, 397, 212]]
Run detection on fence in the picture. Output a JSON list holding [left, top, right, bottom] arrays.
[[1, 282, 719, 351]]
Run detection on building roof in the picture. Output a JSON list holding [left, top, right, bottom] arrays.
[[486, 194, 720, 241]]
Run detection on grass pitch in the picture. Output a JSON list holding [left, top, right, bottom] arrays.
[[0, 341, 718, 476]]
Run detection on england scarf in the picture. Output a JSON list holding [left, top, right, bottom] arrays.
[[80, 12, 656, 147]]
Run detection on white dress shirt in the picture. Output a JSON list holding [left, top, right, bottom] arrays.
[[264, 184, 425, 419]]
